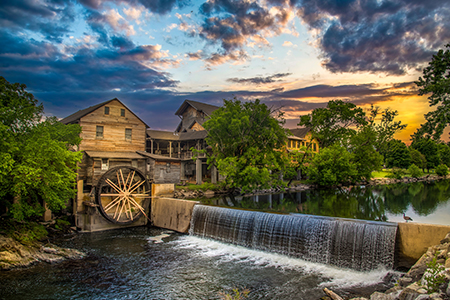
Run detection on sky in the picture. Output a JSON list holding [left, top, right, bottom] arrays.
[[1, 0, 449, 142]]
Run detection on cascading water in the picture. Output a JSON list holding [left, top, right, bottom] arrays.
[[189, 205, 398, 271]]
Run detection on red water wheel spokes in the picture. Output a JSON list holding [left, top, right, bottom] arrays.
[[97, 166, 150, 224]]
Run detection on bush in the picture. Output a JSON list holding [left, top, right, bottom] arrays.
[[0, 220, 48, 245], [408, 164, 423, 178], [387, 168, 406, 179], [435, 164, 449, 176]]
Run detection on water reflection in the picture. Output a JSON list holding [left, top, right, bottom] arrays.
[[208, 180, 450, 226]]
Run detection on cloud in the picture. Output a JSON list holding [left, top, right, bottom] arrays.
[[296, 0, 450, 75], [0, 30, 178, 93], [282, 41, 293, 47], [197, 0, 293, 65], [227, 72, 292, 85]]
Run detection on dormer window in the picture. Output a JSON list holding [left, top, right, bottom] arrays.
[[121, 109, 125, 117], [104, 106, 110, 115]]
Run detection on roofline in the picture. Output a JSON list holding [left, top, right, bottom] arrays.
[[61, 98, 150, 128]]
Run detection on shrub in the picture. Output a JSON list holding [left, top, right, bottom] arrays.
[[421, 255, 446, 293], [408, 164, 423, 178], [435, 164, 449, 176]]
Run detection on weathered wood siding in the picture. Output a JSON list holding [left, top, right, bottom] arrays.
[[179, 106, 206, 132], [78, 100, 146, 152], [149, 160, 181, 183]]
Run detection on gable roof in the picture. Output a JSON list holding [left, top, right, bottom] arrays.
[[60, 98, 149, 128], [174, 99, 220, 117], [289, 127, 311, 139]]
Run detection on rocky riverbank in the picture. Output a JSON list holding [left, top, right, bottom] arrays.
[[325, 233, 450, 300], [0, 235, 85, 270]]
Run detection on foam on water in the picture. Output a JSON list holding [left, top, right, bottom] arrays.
[[172, 235, 396, 289]]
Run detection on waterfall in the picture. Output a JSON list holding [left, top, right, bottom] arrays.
[[189, 205, 398, 271]]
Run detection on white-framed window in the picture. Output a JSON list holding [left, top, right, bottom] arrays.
[[96, 125, 104, 138], [125, 128, 132, 141]]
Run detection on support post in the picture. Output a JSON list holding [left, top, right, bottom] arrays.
[[169, 141, 172, 158], [150, 139, 154, 154], [181, 161, 186, 180], [196, 158, 202, 185], [211, 164, 217, 184]]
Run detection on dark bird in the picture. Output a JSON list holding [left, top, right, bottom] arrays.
[[403, 213, 413, 222]]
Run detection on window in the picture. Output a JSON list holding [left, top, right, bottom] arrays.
[[313, 143, 317, 152], [101, 159, 108, 170], [96, 126, 104, 138], [121, 109, 125, 117], [125, 128, 132, 141], [104, 106, 110, 115]]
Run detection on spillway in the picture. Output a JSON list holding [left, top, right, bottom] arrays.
[[189, 205, 397, 271]]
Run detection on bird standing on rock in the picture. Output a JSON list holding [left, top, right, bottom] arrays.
[[403, 213, 413, 222]]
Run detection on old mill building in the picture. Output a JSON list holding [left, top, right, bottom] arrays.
[[61, 98, 319, 231]]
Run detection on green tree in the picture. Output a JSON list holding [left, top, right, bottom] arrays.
[[384, 139, 411, 169], [411, 138, 440, 172], [435, 164, 449, 176], [368, 106, 407, 156], [438, 143, 450, 167], [203, 99, 289, 192], [0, 77, 82, 221], [306, 143, 357, 186], [413, 44, 450, 141], [348, 125, 383, 181], [298, 100, 367, 148], [410, 148, 427, 171]]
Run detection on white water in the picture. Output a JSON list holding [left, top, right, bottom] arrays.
[[172, 235, 399, 289]]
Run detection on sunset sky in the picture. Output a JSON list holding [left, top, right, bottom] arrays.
[[1, 0, 449, 143]]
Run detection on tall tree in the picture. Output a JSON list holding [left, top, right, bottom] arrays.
[[409, 148, 427, 171], [0, 77, 82, 221], [410, 138, 440, 172], [384, 139, 411, 169], [203, 99, 289, 192], [368, 105, 407, 156], [348, 125, 383, 181], [413, 44, 450, 141], [298, 100, 367, 148]]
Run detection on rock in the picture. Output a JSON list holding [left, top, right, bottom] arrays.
[[350, 298, 369, 300], [398, 288, 420, 300], [415, 295, 431, 300], [440, 233, 450, 244], [399, 276, 413, 287], [447, 282, 450, 297], [370, 291, 401, 300], [0, 235, 84, 270], [385, 285, 402, 294]]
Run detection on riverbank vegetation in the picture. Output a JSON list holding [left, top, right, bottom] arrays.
[[0, 76, 82, 241]]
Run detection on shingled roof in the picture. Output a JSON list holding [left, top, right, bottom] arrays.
[[174, 99, 220, 117], [60, 98, 149, 128], [289, 127, 311, 139]]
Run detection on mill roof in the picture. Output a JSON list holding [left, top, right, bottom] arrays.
[[60, 98, 149, 128], [289, 127, 311, 139]]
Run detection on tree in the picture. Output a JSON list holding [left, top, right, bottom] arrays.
[[411, 138, 440, 172], [0, 77, 82, 221], [410, 148, 427, 171], [298, 100, 367, 148], [438, 143, 450, 167], [367, 105, 407, 156], [384, 139, 411, 169], [203, 99, 289, 192], [348, 125, 383, 181], [306, 144, 357, 186], [413, 44, 450, 141]]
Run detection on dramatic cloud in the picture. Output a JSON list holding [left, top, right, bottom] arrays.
[[296, 0, 450, 75], [198, 0, 292, 64], [227, 73, 292, 85], [0, 30, 178, 93]]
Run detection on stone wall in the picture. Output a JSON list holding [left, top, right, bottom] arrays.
[[151, 197, 199, 233]]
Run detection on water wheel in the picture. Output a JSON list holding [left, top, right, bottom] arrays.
[[96, 166, 151, 224]]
